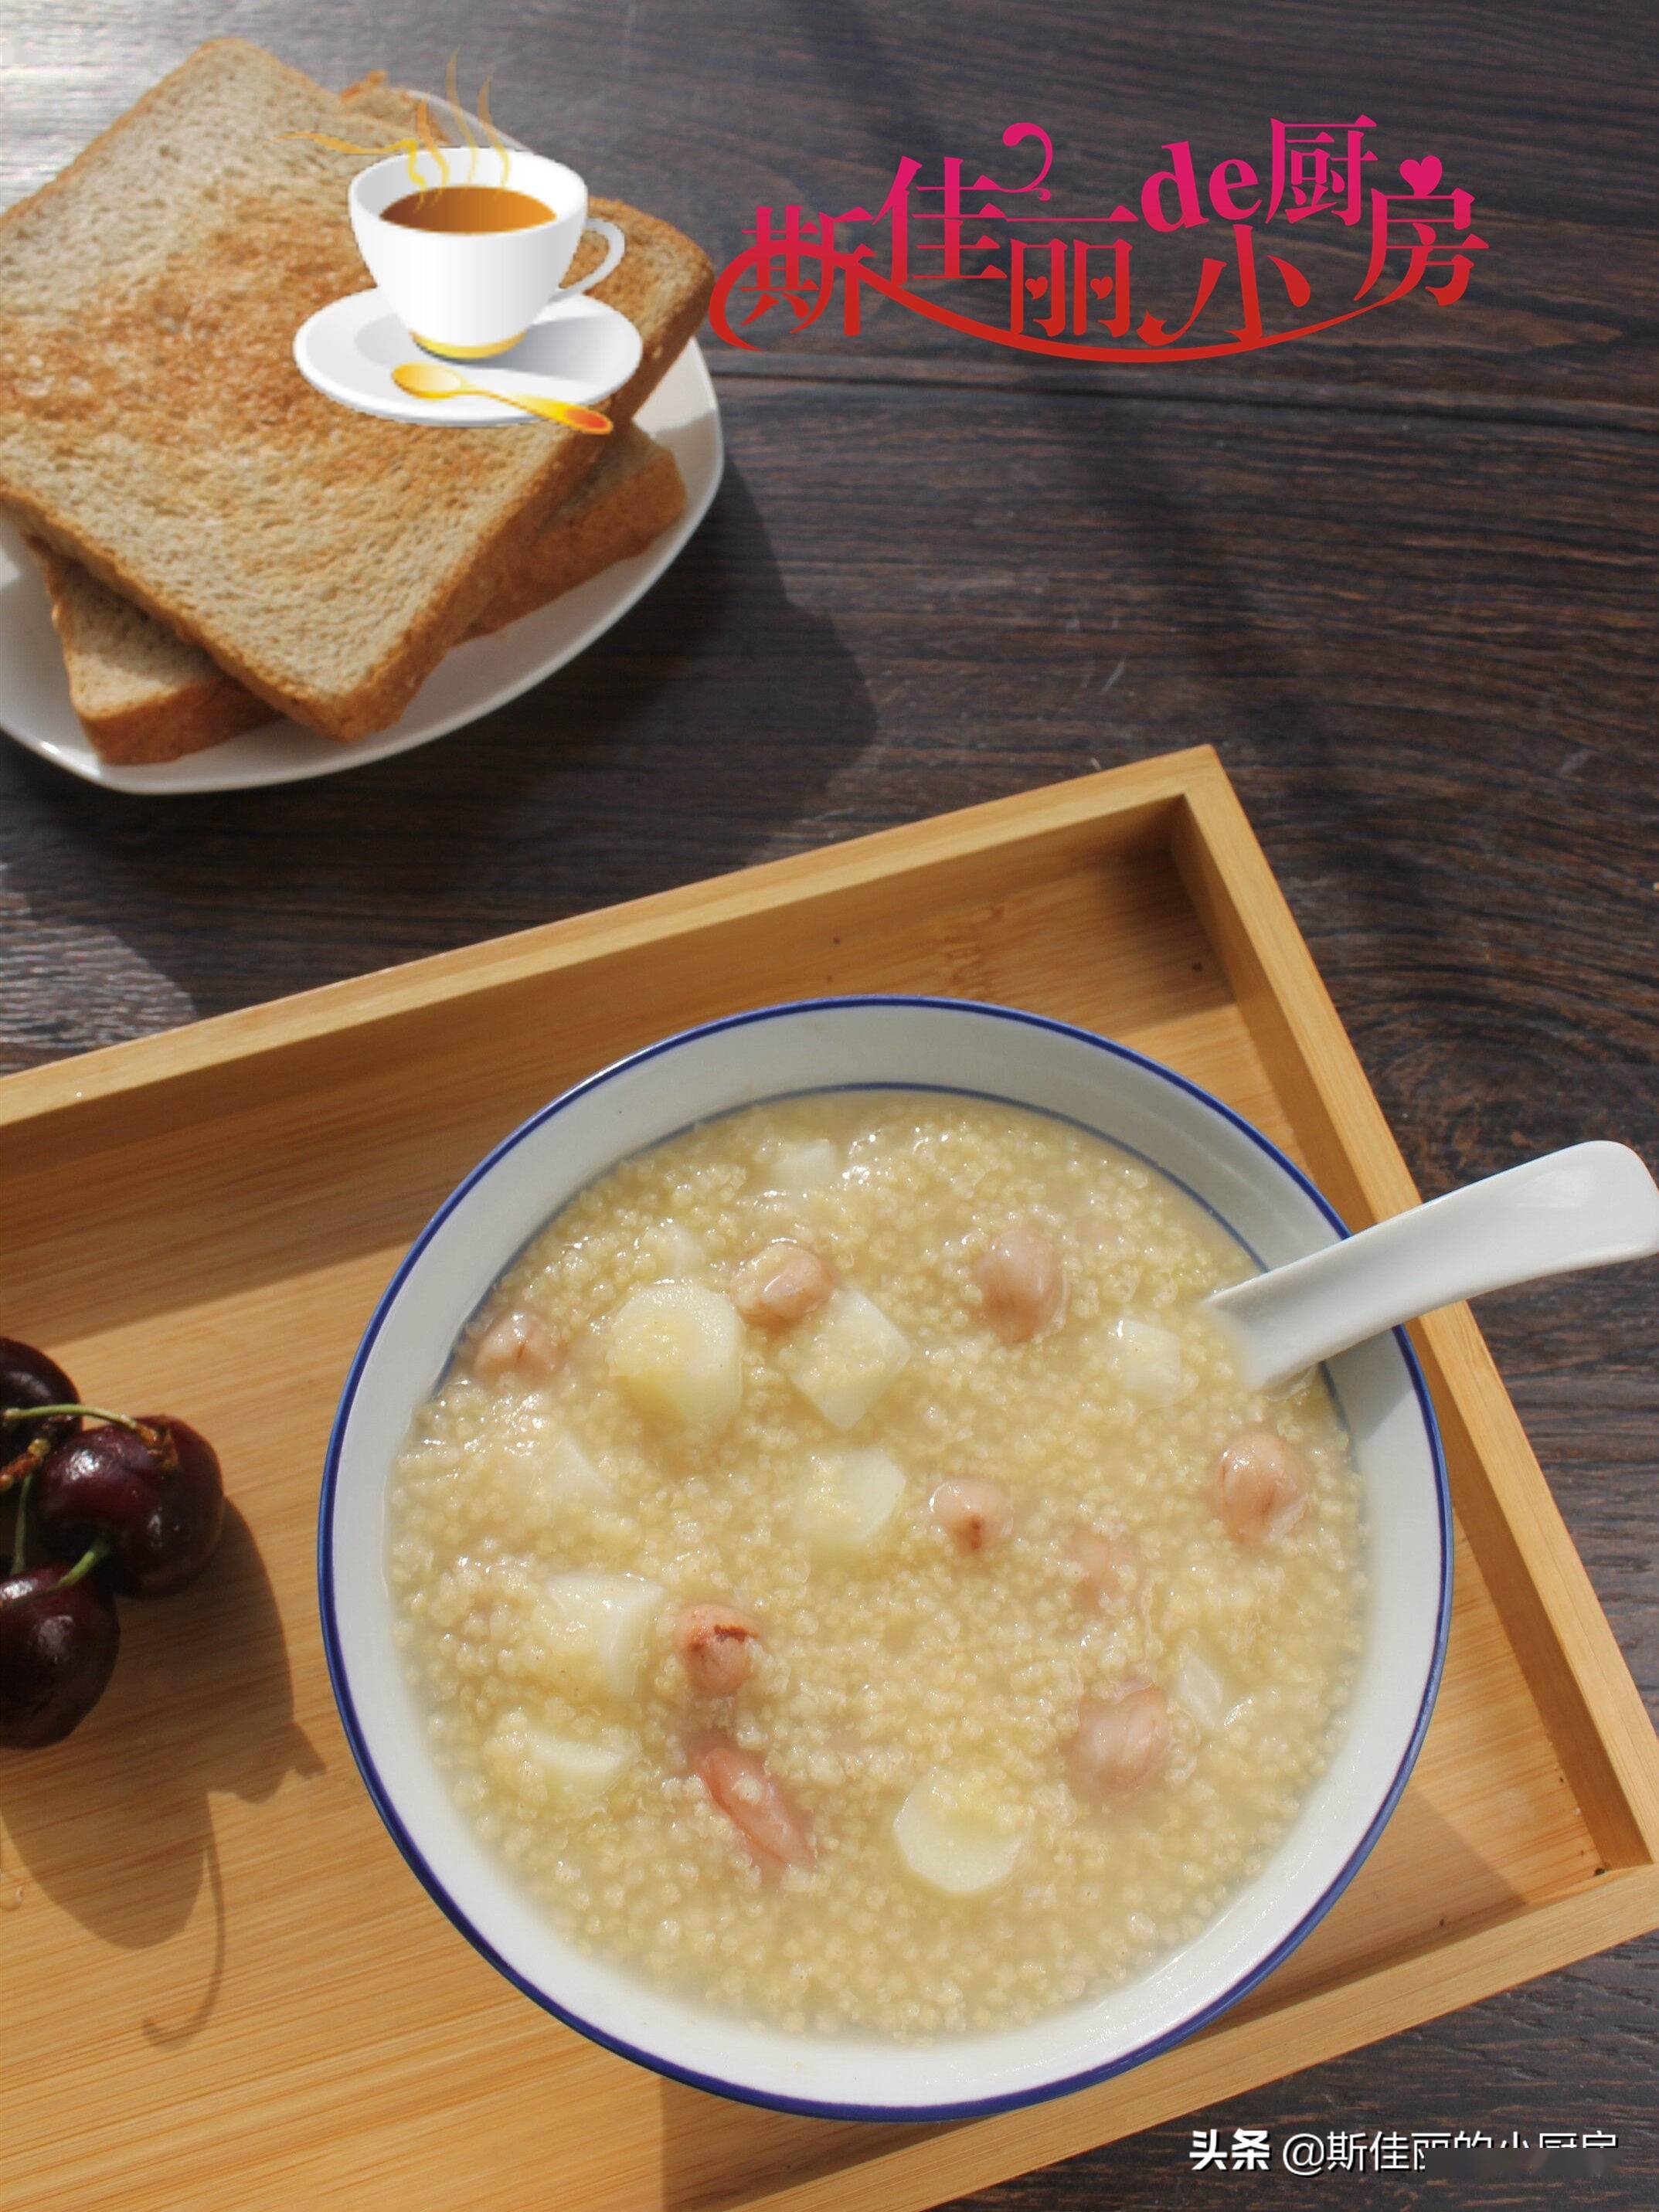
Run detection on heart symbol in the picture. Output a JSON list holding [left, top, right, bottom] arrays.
[[1399, 155, 1442, 198], [1025, 276, 1047, 295], [1090, 275, 1113, 298]]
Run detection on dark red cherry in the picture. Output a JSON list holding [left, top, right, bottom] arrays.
[[0, 1558, 119, 1748], [0, 1336, 80, 1483], [35, 1416, 224, 1599]]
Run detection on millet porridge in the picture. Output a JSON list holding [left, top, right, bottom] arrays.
[[388, 1091, 1363, 2037]]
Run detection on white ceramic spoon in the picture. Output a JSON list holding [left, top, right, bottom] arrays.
[[1208, 1141, 1659, 1391]]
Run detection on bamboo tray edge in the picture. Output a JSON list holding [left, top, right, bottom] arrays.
[[5, 746, 1657, 2212]]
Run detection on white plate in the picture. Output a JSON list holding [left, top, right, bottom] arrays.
[[294, 290, 644, 425], [0, 341, 722, 793]]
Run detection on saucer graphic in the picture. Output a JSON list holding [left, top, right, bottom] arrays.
[[294, 290, 644, 424]]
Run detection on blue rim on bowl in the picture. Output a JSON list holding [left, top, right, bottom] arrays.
[[318, 996, 1453, 2122]]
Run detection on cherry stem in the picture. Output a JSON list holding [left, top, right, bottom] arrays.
[[54, 1537, 110, 1592], [0, 1402, 148, 1436], [10, 1471, 30, 1575]]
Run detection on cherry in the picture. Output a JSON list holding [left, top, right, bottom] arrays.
[[0, 1335, 80, 1485], [0, 1552, 119, 1748], [35, 1416, 223, 1599]]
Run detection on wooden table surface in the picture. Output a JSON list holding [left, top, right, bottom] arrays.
[[2, 3, 1654, 2204]]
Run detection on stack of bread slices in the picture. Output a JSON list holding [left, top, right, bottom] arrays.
[[0, 42, 714, 764]]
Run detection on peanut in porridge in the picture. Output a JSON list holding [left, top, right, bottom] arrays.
[[387, 1092, 1363, 2038]]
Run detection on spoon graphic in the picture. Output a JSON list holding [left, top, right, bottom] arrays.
[[1207, 1141, 1659, 1391], [392, 361, 613, 431]]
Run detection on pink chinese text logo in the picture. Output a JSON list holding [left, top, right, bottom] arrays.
[[711, 120, 1487, 362]]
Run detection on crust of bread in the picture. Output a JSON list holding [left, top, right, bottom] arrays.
[[29, 537, 271, 763], [0, 42, 713, 742], [25, 430, 686, 762], [467, 431, 685, 638]]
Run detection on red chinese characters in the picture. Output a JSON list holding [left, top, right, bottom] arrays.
[[709, 121, 1487, 363]]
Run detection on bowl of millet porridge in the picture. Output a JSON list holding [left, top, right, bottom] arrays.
[[321, 997, 1450, 2121]]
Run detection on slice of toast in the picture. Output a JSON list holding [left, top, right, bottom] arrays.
[[29, 426, 686, 763], [465, 423, 686, 638], [0, 41, 712, 739]]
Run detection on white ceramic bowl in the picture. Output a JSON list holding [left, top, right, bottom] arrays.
[[320, 997, 1450, 2122]]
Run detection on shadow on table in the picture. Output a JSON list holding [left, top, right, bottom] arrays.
[[785, 0, 1450, 970], [654, 2074, 943, 2212], [646, 1779, 1541, 2207], [0, 464, 878, 1026], [0, 1507, 322, 2047]]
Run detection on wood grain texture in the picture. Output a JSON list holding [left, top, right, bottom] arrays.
[[4, 760, 1657, 2212], [1, 2, 1656, 2207], [1, 2, 1653, 421]]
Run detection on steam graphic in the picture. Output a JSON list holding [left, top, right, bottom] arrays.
[[278, 52, 511, 199]]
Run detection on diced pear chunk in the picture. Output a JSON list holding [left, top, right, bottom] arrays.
[[545, 1432, 610, 1506], [1107, 1316, 1188, 1408], [496, 1398, 612, 1510], [1172, 1650, 1239, 1733], [535, 1572, 665, 1699], [484, 1711, 637, 1809], [609, 1280, 743, 1425], [798, 1446, 906, 1558], [893, 1767, 1024, 1894], [769, 1138, 841, 1192], [648, 1221, 709, 1277], [778, 1288, 909, 1429]]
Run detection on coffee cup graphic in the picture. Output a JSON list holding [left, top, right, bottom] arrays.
[[350, 147, 625, 359]]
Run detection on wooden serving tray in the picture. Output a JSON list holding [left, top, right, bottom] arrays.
[[5, 748, 1657, 2212]]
